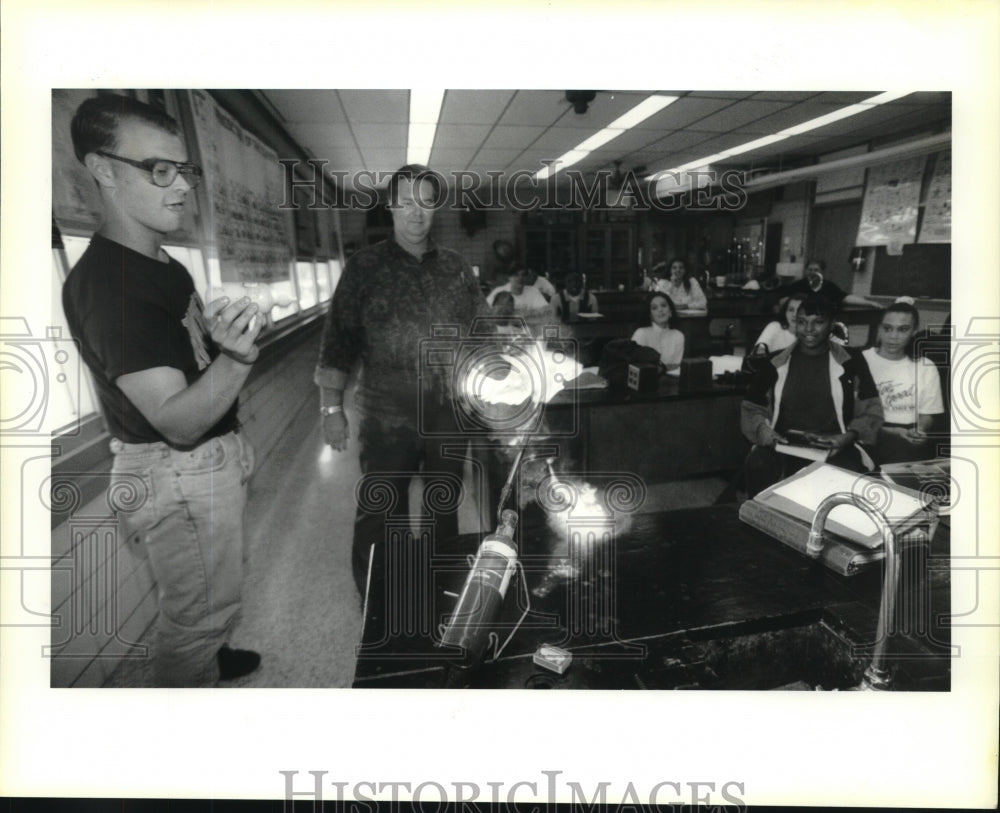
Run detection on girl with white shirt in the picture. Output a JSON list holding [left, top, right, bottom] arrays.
[[752, 292, 807, 355], [651, 258, 707, 311], [631, 292, 685, 367], [862, 300, 944, 464]]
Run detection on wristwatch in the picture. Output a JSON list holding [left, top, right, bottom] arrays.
[[319, 405, 343, 416]]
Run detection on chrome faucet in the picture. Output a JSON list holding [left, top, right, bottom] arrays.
[[807, 491, 900, 690]]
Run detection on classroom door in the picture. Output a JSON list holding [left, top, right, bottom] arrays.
[[808, 202, 863, 293]]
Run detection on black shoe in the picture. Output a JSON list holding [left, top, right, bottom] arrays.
[[217, 645, 261, 680]]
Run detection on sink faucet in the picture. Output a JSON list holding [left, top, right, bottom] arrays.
[[807, 491, 900, 691]]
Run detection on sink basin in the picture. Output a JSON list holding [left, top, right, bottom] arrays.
[[685, 620, 867, 690]]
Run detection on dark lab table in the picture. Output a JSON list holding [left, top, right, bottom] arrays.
[[542, 374, 748, 482], [352, 504, 950, 690]]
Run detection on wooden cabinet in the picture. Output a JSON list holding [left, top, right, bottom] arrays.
[[522, 225, 577, 284], [580, 223, 636, 291]]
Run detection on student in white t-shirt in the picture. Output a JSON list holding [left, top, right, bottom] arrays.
[[486, 267, 549, 314], [862, 300, 944, 464]]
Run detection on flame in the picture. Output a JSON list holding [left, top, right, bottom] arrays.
[[543, 475, 614, 541]]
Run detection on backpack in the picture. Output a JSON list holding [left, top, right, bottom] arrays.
[[598, 339, 662, 389]]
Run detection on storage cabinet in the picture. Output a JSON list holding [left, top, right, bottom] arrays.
[[522, 226, 577, 283], [580, 223, 636, 291]]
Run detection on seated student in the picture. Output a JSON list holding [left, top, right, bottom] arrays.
[[650, 257, 707, 310], [782, 259, 882, 309], [526, 267, 556, 301], [752, 292, 807, 355], [486, 266, 549, 314], [863, 298, 945, 464], [489, 290, 521, 336], [551, 271, 599, 322], [740, 294, 884, 497], [631, 292, 685, 367]]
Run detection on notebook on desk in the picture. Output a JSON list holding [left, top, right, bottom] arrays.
[[739, 462, 938, 575]]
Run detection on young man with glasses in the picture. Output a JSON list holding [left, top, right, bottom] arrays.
[[62, 95, 263, 686]]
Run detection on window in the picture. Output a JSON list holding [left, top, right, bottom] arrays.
[[295, 260, 318, 310], [49, 247, 98, 432]]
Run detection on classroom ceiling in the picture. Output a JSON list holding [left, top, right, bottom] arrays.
[[257, 89, 951, 192]]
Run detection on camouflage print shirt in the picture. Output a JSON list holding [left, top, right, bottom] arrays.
[[315, 238, 487, 425]]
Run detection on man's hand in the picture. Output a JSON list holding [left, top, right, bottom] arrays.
[[882, 425, 926, 445], [808, 431, 857, 454], [766, 429, 788, 447], [322, 411, 349, 451], [209, 296, 262, 365]]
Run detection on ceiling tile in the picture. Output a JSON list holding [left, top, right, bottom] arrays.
[[645, 129, 716, 152], [686, 91, 757, 99], [811, 91, 880, 105], [351, 123, 407, 149], [358, 149, 407, 174], [473, 148, 528, 168], [432, 123, 494, 150], [480, 125, 547, 150], [596, 127, 667, 154], [750, 91, 820, 102], [737, 101, 857, 135], [337, 89, 409, 124], [902, 91, 951, 106], [632, 96, 735, 130], [427, 148, 480, 170], [438, 90, 516, 124], [685, 100, 793, 133], [262, 90, 347, 124], [286, 122, 357, 156], [498, 90, 569, 126]]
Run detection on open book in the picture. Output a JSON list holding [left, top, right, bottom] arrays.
[[774, 429, 835, 462], [739, 462, 938, 575]]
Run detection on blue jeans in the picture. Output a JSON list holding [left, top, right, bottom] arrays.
[[110, 431, 254, 687]]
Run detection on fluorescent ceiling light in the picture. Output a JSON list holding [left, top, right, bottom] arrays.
[[778, 104, 870, 136], [861, 91, 912, 105], [646, 91, 915, 181], [606, 95, 677, 129], [533, 94, 678, 180], [576, 128, 624, 152], [536, 150, 590, 180], [407, 89, 445, 165], [724, 133, 791, 156]]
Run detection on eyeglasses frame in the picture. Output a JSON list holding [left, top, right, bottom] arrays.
[[95, 150, 203, 188]]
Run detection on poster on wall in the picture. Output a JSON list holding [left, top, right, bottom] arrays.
[[187, 89, 294, 283], [918, 150, 951, 243], [855, 155, 926, 252]]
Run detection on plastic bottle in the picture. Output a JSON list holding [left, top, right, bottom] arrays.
[[440, 509, 519, 677]]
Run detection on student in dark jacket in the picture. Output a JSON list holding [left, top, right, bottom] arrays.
[[740, 294, 883, 497]]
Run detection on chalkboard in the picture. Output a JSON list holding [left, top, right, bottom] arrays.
[[870, 243, 950, 300]]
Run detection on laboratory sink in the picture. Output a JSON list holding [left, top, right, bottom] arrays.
[[683, 619, 868, 691]]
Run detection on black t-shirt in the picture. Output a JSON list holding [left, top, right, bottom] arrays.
[[775, 348, 841, 435], [784, 277, 847, 305], [62, 233, 238, 445]]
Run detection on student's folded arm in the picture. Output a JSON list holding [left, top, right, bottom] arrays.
[[851, 355, 884, 445], [849, 392, 884, 446], [740, 399, 776, 447], [117, 356, 253, 447], [690, 280, 707, 310]]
